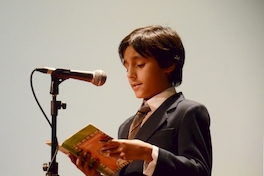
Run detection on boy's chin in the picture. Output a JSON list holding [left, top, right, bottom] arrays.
[[134, 92, 144, 99], [134, 92, 151, 99]]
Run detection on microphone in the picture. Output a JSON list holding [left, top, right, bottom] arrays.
[[36, 67, 107, 86]]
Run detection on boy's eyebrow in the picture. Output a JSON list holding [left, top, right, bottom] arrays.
[[124, 55, 147, 63]]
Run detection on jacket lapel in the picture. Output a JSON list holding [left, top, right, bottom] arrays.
[[135, 93, 185, 141], [119, 116, 134, 139]]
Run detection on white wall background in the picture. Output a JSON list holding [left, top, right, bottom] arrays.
[[0, 1, 263, 175]]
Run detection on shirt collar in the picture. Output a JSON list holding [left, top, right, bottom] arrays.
[[145, 87, 176, 112]]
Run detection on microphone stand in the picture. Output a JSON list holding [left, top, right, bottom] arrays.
[[45, 75, 67, 176]]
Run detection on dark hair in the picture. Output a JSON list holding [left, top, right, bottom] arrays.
[[118, 25, 185, 87]]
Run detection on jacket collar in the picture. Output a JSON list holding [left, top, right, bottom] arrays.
[[132, 92, 185, 141]]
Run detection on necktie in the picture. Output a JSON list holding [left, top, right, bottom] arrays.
[[128, 102, 151, 139]]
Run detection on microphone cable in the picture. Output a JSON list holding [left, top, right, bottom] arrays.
[[30, 69, 59, 173], [30, 69, 52, 127]]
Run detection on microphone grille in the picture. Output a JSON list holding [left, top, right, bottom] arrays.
[[93, 70, 107, 86]]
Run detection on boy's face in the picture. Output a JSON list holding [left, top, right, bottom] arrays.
[[123, 46, 173, 99]]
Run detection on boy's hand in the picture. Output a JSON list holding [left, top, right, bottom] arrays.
[[101, 139, 153, 163], [68, 152, 100, 176]]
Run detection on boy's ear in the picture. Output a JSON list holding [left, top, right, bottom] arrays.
[[165, 62, 176, 74]]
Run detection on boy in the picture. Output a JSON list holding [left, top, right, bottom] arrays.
[[70, 25, 212, 176]]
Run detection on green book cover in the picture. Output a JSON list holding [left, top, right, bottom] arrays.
[[47, 124, 131, 176]]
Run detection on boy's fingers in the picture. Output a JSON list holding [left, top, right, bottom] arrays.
[[67, 153, 77, 164]]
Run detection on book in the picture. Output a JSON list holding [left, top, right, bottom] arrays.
[[46, 124, 131, 176]]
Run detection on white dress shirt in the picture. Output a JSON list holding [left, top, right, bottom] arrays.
[[140, 87, 176, 176]]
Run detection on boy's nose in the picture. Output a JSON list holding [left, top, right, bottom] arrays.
[[127, 68, 136, 79]]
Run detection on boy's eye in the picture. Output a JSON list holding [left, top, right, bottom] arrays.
[[137, 64, 145, 68]]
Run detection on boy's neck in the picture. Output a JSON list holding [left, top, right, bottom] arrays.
[[144, 86, 176, 101]]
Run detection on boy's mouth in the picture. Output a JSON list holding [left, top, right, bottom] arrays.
[[131, 83, 142, 90]]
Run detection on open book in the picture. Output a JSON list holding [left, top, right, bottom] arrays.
[[46, 124, 131, 176]]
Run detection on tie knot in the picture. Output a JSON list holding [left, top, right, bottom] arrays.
[[138, 103, 151, 114]]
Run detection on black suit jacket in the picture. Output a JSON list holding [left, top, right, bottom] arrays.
[[115, 93, 212, 176]]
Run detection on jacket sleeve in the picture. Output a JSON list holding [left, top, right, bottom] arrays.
[[154, 103, 212, 176]]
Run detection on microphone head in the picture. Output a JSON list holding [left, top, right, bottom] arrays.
[[92, 70, 107, 86]]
